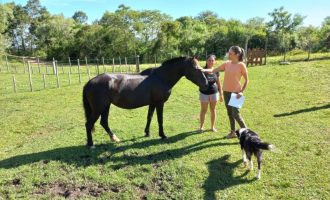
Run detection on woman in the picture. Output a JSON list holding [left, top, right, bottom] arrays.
[[199, 54, 223, 132], [203, 46, 249, 138]]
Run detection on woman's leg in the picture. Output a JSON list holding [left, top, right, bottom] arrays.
[[232, 107, 247, 128], [209, 101, 217, 131], [223, 92, 235, 131], [200, 101, 208, 131]]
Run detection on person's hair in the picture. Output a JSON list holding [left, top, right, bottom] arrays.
[[204, 54, 216, 68], [229, 46, 245, 61]]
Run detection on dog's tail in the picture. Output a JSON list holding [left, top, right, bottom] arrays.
[[253, 142, 275, 150]]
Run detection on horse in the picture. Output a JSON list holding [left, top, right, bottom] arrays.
[[82, 56, 208, 147]]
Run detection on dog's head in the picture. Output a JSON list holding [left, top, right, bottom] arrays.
[[235, 128, 249, 139]]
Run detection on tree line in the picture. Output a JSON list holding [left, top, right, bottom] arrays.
[[1, 0, 329, 62]]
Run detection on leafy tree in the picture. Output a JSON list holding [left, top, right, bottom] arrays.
[[320, 16, 330, 50], [72, 11, 88, 24], [297, 26, 320, 60], [267, 7, 305, 61], [176, 16, 208, 56], [0, 3, 14, 54], [244, 17, 267, 51], [35, 14, 76, 59]]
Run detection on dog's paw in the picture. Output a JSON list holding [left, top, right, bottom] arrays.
[[243, 161, 248, 167], [256, 171, 261, 179]]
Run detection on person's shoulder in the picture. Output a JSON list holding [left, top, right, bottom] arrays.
[[238, 62, 247, 68], [220, 61, 231, 68]]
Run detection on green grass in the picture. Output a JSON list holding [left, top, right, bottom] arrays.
[[0, 55, 329, 199]]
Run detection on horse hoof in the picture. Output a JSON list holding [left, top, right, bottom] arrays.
[[86, 144, 95, 149], [160, 136, 167, 140], [145, 134, 150, 137], [111, 135, 121, 142]]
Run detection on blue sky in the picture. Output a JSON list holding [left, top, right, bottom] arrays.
[[5, 0, 330, 27]]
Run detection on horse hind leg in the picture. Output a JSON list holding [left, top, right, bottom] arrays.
[[85, 112, 99, 148], [156, 103, 166, 139], [100, 104, 120, 142], [145, 105, 156, 137]]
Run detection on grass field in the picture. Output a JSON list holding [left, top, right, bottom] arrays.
[[0, 55, 329, 199]]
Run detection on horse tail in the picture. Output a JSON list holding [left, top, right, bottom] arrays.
[[83, 84, 94, 132]]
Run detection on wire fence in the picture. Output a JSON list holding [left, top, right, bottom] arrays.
[[1, 50, 330, 94], [0, 54, 149, 94]]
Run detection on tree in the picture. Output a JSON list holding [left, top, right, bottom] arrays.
[[35, 14, 76, 59], [72, 11, 88, 24], [0, 3, 14, 54], [176, 16, 208, 56], [297, 26, 320, 60], [320, 16, 330, 51], [24, 0, 49, 54], [243, 17, 267, 59], [267, 7, 305, 61], [7, 4, 30, 54]]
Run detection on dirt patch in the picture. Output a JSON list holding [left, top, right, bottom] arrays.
[[33, 182, 116, 198]]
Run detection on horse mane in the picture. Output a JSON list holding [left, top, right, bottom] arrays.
[[139, 67, 157, 75], [161, 57, 191, 67]]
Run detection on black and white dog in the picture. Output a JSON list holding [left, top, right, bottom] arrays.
[[235, 128, 274, 179]]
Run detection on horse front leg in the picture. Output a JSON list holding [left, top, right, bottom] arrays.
[[156, 103, 167, 139], [144, 105, 156, 137]]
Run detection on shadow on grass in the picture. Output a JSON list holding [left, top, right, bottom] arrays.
[[289, 56, 330, 62], [0, 130, 237, 170], [274, 103, 330, 117], [203, 155, 255, 200]]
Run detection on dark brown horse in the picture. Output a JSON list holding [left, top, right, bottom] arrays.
[[83, 57, 208, 147]]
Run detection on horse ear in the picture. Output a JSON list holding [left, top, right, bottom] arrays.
[[193, 55, 199, 61]]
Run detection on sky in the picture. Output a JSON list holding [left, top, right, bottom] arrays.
[[4, 0, 330, 27]]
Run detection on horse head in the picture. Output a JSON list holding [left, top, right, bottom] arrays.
[[184, 57, 208, 91]]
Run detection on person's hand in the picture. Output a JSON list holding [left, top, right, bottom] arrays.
[[219, 95, 223, 103], [202, 68, 212, 73], [236, 92, 243, 99]]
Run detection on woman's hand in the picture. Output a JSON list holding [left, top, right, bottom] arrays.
[[202, 68, 212, 73], [219, 95, 223, 103], [236, 92, 243, 99]]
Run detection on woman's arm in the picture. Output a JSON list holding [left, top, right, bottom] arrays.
[[202, 63, 226, 73], [237, 63, 249, 99], [240, 63, 249, 93], [216, 75, 223, 102]]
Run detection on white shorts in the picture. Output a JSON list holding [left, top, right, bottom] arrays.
[[199, 92, 219, 102]]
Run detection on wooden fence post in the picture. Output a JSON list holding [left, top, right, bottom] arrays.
[[23, 57, 26, 73], [5, 55, 9, 72], [68, 71, 71, 85], [43, 74, 46, 89], [154, 54, 157, 67], [96, 58, 100, 75], [136, 55, 140, 72], [55, 60, 60, 88], [12, 75, 17, 93], [85, 57, 90, 80], [59, 61, 64, 74], [68, 57, 72, 74], [27, 61, 33, 92], [37, 57, 41, 74], [77, 59, 81, 84], [125, 57, 128, 73], [52, 58, 57, 75], [119, 56, 122, 73], [102, 57, 105, 72], [112, 58, 115, 73]]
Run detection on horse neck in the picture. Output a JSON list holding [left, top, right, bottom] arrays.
[[154, 64, 184, 88]]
